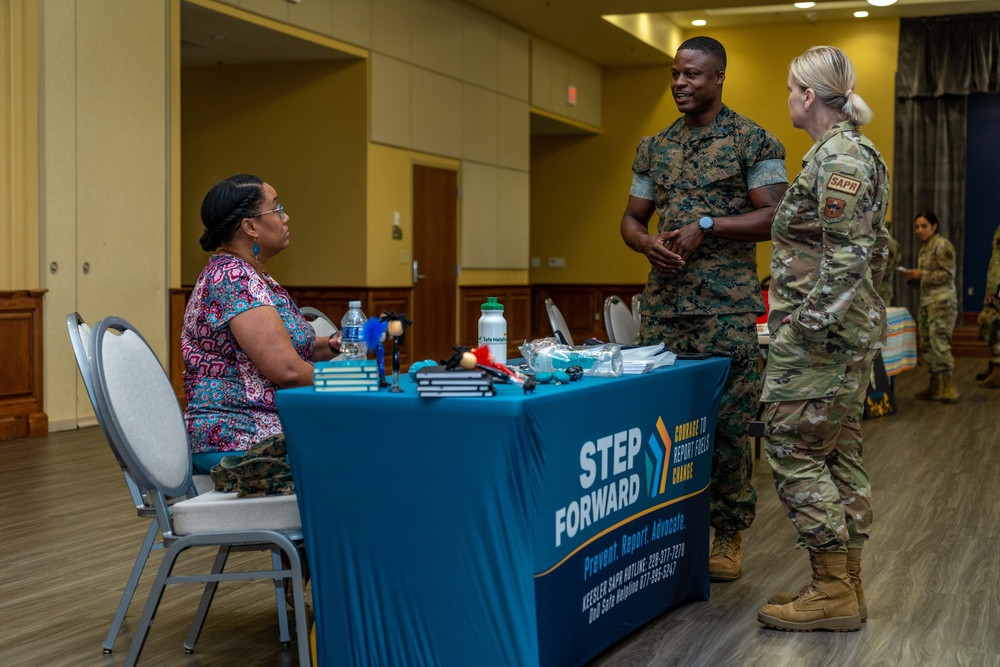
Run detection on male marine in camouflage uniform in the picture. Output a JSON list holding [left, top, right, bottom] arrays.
[[762, 121, 889, 567], [620, 36, 788, 581], [977, 223, 1000, 387]]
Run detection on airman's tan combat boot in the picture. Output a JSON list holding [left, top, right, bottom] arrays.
[[758, 551, 861, 632], [768, 547, 867, 622], [939, 373, 960, 403]]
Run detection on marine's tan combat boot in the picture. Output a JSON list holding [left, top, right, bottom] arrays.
[[758, 551, 861, 632], [979, 364, 1000, 388], [914, 373, 942, 400], [939, 374, 960, 403], [768, 548, 867, 622], [708, 529, 742, 581]]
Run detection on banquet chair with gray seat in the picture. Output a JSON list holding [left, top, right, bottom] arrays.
[[604, 295, 640, 345], [66, 313, 214, 654], [89, 316, 310, 667], [544, 298, 575, 346], [300, 306, 338, 338]]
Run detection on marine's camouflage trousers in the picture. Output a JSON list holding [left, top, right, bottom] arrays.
[[642, 313, 759, 532], [918, 301, 956, 374], [210, 433, 294, 497], [761, 349, 877, 553], [978, 304, 1000, 362]]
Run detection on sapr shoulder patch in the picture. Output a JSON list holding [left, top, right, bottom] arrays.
[[824, 197, 847, 220], [826, 173, 862, 196]]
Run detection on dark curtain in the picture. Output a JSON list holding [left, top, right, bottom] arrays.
[[891, 12, 1000, 316]]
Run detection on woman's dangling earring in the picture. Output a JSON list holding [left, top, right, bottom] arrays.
[[252, 238, 260, 261]]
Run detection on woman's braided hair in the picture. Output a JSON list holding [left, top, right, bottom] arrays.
[[198, 174, 266, 252]]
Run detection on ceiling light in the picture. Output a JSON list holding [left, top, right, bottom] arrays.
[[793, 2, 815, 8], [854, 10, 869, 17], [867, 0, 897, 6], [692, 19, 707, 26]]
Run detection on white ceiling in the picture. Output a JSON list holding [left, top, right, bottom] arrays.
[[181, 0, 1000, 68]]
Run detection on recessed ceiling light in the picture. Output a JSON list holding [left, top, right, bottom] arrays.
[[854, 10, 870, 17], [867, 0, 897, 6], [692, 19, 707, 26], [794, 2, 815, 8]]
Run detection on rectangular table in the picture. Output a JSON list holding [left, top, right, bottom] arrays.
[[276, 358, 729, 666]]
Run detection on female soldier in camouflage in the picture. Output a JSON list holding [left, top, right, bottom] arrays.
[[905, 211, 959, 402], [756, 46, 889, 633]]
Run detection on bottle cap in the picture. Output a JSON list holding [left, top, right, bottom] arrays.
[[481, 296, 504, 311], [349, 300, 361, 308]]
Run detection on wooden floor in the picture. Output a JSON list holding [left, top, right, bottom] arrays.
[[2, 358, 998, 667]]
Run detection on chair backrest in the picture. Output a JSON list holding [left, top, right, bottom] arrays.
[[604, 295, 640, 345], [631, 293, 642, 329], [300, 306, 338, 338], [67, 312, 153, 506], [91, 316, 193, 503], [544, 298, 574, 346]]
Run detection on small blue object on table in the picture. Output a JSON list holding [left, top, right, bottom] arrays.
[[276, 357, 730, 666]]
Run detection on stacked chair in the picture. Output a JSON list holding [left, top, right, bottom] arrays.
[[604, 295, 640, 345]]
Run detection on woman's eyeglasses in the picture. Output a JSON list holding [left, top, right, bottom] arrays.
[[250, 204, 285, 219]]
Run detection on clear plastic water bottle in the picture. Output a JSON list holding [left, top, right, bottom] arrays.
[[478, 297, 507, 365], [340, 301, 368, 360]]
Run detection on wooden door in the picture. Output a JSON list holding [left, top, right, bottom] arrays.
[[410, 166, 458, 363]]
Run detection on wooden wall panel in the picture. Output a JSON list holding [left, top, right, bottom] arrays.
[[0, 291, 47, 440]]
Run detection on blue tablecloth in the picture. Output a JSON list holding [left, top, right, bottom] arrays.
[[276, 358, 729, 667]]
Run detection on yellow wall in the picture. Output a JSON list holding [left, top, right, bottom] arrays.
[[530, 18, 900, 285], [181, 58, 368, 287], [0, 0, 39, 291]]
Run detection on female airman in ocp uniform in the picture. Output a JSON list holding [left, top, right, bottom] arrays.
[[905, 211, 959, 402]]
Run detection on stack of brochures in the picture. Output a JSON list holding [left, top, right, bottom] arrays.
[[313, 360, 380, 392], [414, 366, 495, 398], [621, 360, 654, 374]]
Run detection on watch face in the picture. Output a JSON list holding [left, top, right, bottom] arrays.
[[699, 217, 713, 230]]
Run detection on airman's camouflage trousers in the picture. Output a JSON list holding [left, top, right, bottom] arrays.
[[918, 301, 956, 374], [978, 304, 1000, 363], [761, 349, 876, 553], [642, 312, 759, 532]]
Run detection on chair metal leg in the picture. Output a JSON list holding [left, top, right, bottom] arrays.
[[281, 545, 312, 667], [123, 540, 186, 667], [183, 546, 230, 653], [271, 550, 292, 645], [102, 519, 160, 653]]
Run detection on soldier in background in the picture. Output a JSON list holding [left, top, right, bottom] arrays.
[[905, 211, 959, 403], [619, 36, 788, 583], [976, 223, 1000, 387], [757, 46, 889, 633]]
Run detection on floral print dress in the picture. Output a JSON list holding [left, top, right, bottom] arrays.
[[182, 254, 314, 454]]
